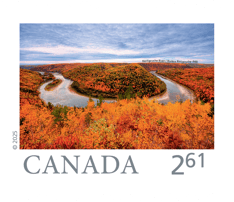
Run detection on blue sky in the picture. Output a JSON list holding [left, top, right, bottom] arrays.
[[20, 24, 214, 64]]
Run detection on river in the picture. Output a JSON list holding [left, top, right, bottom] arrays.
[[39, 72, 196, 107]]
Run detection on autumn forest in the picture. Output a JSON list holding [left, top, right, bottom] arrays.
[[20, 62, 214, 149]]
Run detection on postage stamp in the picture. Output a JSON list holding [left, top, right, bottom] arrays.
[[2, 1, 233, 201]]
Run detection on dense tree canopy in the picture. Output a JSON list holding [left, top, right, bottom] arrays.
[[63, 63, 166, 98]]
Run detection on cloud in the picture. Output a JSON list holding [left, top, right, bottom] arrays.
[[20, 58, 145, 64], [20, 24, 214, 64], [21, 45, 141, 56]]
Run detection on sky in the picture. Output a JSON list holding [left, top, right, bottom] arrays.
[[20, 24, 214, 65]]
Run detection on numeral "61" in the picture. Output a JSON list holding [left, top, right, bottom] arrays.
[[172, 153, 204, 175]]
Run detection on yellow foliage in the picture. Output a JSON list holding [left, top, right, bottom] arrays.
[[20, 97, 214, 149]]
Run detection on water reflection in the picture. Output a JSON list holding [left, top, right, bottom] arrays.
[[149, 72, 196, 104]]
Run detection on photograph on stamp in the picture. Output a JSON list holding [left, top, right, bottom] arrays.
[[20, 23, 214, 149]]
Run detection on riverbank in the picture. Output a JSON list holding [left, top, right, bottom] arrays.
[[155, 72, 197, 102], [157, 67, 214, 103], [150, 72, 196, 104], [70, 80, 118, 99], [45, 79, 63, 91], [68, 84, 116, 101]]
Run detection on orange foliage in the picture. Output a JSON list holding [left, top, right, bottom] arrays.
[[20, 68, 214, 150], [20, 98, 214, 149], [158, 67, 214, 103], [20, 69, 44, 106], [63, 63, 166, 98]]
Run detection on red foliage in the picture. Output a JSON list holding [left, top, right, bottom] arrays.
[[63, 63, 166, 98], [20, 69, 44, 106], [158, 67, 214, 103]]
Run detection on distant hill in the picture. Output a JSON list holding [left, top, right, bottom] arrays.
[[138, 62, 192, 71], [186, 63, 214, 68], [20, 65, 41, 69], [138, 62, 214, 71], [30, 63, 88, 73], [30, 62, 214, 73]]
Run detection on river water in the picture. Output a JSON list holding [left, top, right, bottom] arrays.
[[149, 71, 196, 104], [39, 72, 196, 107]]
